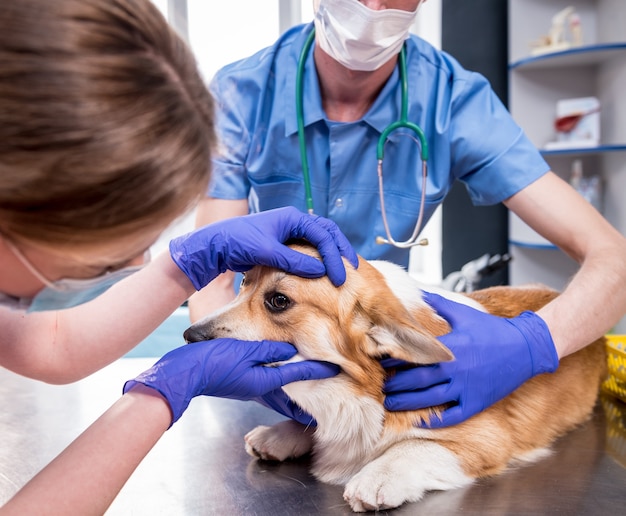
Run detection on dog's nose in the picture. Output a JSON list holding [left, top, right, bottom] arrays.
[[183, 326, 208, 343]]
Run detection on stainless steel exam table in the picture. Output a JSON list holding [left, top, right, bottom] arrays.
[[1, 358, 625, 515]]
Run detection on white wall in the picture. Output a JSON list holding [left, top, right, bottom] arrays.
[[149, 1, 284, 258], [407, 0, 443, 284]]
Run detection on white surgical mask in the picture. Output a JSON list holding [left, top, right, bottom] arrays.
[[313, 0, 419, 71], [4, 237, 148, 312]]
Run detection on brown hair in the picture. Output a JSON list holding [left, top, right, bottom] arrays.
[[0, 0, 215, 246]]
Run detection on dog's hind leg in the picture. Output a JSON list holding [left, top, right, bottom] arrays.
[[244, 420, 314, 462], [343, 440, 473, 512]]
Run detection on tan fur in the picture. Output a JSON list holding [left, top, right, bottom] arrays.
[[185, 244, 607, 511]]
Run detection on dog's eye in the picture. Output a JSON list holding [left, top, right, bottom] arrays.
[[265, 292, 291, 312]]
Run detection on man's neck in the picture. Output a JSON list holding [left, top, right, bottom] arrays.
[[314, 47, 397, 122]]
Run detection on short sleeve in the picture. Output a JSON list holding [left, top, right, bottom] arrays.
[[206, 74, 252, 200], [448, 71, 550, 205]]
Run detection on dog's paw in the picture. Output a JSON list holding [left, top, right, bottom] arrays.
[[244, 420, 314, 462], [343, 462, 421, 512], [342, 440, 472, 512]]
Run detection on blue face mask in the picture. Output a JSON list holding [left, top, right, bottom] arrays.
[[4, 236, 148, 312], [26, 265, 145, 312]]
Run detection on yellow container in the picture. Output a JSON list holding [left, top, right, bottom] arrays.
[[602, 335, 626, 403]]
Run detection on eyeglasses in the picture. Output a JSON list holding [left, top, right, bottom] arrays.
[[4, 236, 151, 291]]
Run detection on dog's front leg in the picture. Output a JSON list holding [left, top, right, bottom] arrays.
[[244, 419, 314, 461], [343, 439, 473, 512]]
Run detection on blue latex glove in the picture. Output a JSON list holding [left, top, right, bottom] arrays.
[[383, 292, 559, 428], [169, 206, 358, 290], [255, 388, 316, 427], [123, 339, 339, 426]]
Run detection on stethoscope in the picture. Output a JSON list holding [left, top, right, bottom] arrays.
[[296, 28, 429, 248]]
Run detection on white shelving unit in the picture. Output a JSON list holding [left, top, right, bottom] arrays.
[[508, 0, 626, 332]]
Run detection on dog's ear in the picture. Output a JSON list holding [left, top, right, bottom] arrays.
[[348, 257, 454, 364], [366, 315, 454, 364]]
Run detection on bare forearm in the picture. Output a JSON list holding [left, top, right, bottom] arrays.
[[505, 172, 626, 359], [1, 252, 195, 382], [1, 386, 171, 515], [59, 252, 196, 374], [538, 240, 626, 358]]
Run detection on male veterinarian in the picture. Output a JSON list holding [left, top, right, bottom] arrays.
[[189, 0, 626, 427]]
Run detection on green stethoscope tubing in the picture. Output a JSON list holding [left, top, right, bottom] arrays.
[[296, 28, 429, 248], [296, 29, 317, 215]]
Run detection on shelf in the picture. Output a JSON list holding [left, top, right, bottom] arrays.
[[508, 1, 626, 331], [540, 144, 626, 157], [509, 240, 558, 251], [510, 43, 626, 71]]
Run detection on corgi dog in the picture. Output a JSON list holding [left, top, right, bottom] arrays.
[[184, 243, 607, 512]]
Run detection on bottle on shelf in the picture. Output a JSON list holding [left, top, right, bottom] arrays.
[[569, 159, 603, 213]]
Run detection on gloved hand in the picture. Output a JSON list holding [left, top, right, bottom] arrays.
[[169, 206, 358, 290], [123, 338, 339, 426], [254, 388, 316, 427], [383, 292, 559, 428]]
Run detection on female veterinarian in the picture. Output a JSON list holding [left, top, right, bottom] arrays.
[[0, 1, 355, 513]]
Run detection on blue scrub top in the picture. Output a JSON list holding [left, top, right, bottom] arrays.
[[208, 23, 549, 267]]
